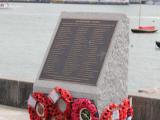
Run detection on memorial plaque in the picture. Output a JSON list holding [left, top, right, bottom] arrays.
[[40, 19, 117, 85]]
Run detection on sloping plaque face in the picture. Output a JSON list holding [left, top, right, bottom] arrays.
[[40, 19, 117, 86]]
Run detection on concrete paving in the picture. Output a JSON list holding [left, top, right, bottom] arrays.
[[0, 105, 29, 120]]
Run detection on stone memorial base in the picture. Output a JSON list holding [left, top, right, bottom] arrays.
[[34, 12, 129, 113]]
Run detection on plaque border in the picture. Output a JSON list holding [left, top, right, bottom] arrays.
[[36, 12, 119, 87]]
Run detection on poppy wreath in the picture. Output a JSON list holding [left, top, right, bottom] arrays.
[[47, 89, 62, 120], [127, 107, 134, 120], [119, 103, 128, 120], [100, 106, 112, 120], [121, 98, 133, 120], [71, 98, 99, 120], [28, 87, 134, 120], [100, 98, 134, 120], [28, 92, 51, 120], [100, 103, 119, 120], [48, 86, 73, 120]]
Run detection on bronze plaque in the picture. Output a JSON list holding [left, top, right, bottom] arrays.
[[40, 19, 117, 86]]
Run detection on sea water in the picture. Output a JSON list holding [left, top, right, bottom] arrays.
[[0, 3, 160, 92]]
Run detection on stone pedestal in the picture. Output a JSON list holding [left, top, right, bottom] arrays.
[[34, 12, 129, 113]]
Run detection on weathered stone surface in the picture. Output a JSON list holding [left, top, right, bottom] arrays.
[[96, 13, 129, 112], [0, 79, 33, 108], [0, 79, 18, 107], [130, 93, 160, 120], [18, 82, 33, 108], [34, 12, 129, 113]]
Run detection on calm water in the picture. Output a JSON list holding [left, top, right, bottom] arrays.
[[0, 3, 160, 92], [129, 17, 160, 92]]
